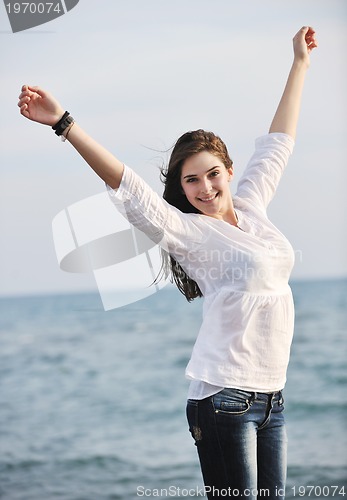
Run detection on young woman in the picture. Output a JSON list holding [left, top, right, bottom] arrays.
[[18, 26, 317, 499]]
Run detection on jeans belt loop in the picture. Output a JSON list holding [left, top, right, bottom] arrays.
[[278, 390, 283, 406]]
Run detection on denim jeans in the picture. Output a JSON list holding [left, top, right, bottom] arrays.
[[186, 388, 287, 500]]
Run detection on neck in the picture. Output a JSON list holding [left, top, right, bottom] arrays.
[[209, 205, 239, 227], [223, 211, 239, 227]]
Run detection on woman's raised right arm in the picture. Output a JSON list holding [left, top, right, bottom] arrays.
[[18, 85, 123, 189]]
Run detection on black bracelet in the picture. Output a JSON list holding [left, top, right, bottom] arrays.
[[52, 111, 74, 136]]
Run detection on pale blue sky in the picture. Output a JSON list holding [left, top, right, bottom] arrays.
[[0, 0, 346, 297]]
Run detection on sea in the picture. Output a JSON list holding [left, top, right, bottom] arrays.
[[0, 278, 346, 500]]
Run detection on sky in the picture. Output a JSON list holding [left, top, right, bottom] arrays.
[[0, 0, 346, 298]]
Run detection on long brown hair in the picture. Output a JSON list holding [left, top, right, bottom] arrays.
[[158, 129, 233, 301]]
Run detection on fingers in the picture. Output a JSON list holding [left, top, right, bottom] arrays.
[[17, 91, 31, 109], [18, 84, 41, 116], [19, 86, 36, 100], [19, 84, 46, 100], [18, 84, 38, 118], [296, 26, 318, 49], [304, 26, 318, 50], [19, 103, 30, 118], [27, 85, 47, 98], [18, 98, 30, 118]]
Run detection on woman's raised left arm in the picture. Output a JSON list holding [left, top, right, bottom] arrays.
[[269, 26, 317, 139]]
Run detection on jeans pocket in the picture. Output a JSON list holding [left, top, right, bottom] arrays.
[[186, 399, 202, 444], [212, 388, 253, 415]]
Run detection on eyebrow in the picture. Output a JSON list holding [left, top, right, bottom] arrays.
[[183, 166, 220, 180]]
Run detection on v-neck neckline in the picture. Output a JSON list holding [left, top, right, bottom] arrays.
[[197, 209, 245, 232]]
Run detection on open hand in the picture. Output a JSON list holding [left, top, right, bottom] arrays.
[[18, 85, 65, 126]]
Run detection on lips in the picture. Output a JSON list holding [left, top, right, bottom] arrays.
[[198, 193, 218, 203]]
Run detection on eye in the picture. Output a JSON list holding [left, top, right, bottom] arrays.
[[186, 177, 197, 183], [209, 170, 219, 177]]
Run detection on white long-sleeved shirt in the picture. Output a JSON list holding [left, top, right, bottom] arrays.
[[107, 133, 295, 395]]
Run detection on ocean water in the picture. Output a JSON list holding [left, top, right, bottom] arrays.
[[0, 279, 346, 499]]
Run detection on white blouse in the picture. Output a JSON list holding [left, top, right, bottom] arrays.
[[107, 133, 295, 395]]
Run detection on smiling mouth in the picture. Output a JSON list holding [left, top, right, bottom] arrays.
[[198, 193, 218, 203]]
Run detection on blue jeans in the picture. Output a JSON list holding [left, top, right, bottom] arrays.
[[186, 388, 287, 499]]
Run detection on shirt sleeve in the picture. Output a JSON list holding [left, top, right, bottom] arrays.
[[106, 164, 204, 255], [235, 133, 295, 213]]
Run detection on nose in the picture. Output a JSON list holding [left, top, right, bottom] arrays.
[[200, 178, 212, 194]]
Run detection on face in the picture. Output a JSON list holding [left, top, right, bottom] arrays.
[[180, 151, 234, 219]]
